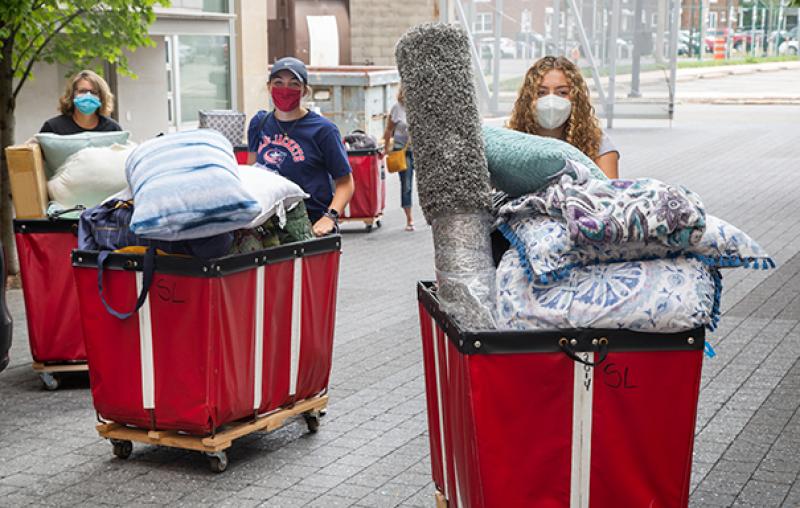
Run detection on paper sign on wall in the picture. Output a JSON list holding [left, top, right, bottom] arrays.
[[307, 15, 339, 67]]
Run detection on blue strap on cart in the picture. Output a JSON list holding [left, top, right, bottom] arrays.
[[97, 247, 156, 320]]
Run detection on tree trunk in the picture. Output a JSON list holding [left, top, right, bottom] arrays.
[[0, 39, 20, 275]]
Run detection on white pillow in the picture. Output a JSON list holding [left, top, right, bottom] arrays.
[[47, 143, 136, 208], [238, 165, 308, 228]]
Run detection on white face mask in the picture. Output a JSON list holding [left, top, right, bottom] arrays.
[[536, 94, 572, 129]]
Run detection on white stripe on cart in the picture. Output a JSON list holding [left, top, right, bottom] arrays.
[[289, 257, 303, 395], [570, 352, 594, 508], [431, 318, 449, 501], [253, 265, 265, 410], [136, 272, 155, 410]]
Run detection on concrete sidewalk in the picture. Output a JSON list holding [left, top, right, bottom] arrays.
[[0, 103, 798, 507]]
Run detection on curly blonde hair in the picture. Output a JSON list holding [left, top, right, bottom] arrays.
[[507, 56, 602, 160], [58, 70, 114, 117]]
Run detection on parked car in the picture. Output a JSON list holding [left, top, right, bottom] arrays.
[[678, 31, 702, 56], [479, 37, 517, 59], [768, 27, 798, 49], [703, 29, 763, 53], [779, 39, 799, 55]]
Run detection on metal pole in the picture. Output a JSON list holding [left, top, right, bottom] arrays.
[[668, 0, 680, 120], [689, 0, 696, 57], [452, 0, 493, 109], [629, 0, 643, 97], [568, 0, 608, 107], [491, 0, 503, 114], [554, 0, 562, 55], [608, 0, 620, 128], [751, 5, 757, 58], [699, 0, 707, 61], [726, 3, 734, 58], [439, 0, 449, 22]]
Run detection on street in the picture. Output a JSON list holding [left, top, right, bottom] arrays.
[[0, 69, 799, 507]]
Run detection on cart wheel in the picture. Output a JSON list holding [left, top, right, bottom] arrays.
[[376, 220, 382, 228], [206, 451, 228, 473], [365, 223, 374, 232], [303, 411, 321, 433], [110, 439, 133, 459], [39, 372, 60, 391]]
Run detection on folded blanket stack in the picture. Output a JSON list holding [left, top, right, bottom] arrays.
[[126, 129, 260, 241], [494, 159, 775, 334]]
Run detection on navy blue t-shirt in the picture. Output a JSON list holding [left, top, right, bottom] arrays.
[[247, 110, 351, 221]]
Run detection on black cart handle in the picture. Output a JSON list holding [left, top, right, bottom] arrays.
[[558, 337, 609, 367], [97, 247, 156, 320]]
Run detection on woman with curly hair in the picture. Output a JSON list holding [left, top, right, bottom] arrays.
[[40, 70, 122, 135], [508, 56, 619, 178]]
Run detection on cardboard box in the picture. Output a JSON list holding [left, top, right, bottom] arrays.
[[5, 144, 47, 218]]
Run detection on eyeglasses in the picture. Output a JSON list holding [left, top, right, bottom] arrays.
[[75, 88, 99, 96]]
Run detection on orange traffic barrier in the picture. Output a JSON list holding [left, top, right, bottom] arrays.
[[714, 37, 726, 60]]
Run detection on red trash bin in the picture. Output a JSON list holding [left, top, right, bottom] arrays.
[[417, 281, 704, 508], [72, 236, 341, 435], [14, 219, 87, 368], [342, 148, 385, 231]]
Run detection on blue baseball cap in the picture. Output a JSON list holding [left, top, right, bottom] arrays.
[[269, 57, 308, 84]]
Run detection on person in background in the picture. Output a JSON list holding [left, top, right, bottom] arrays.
[[40, 70, 122, 135], [508, 56, 619, 178], [247, 57, 354, 237], [383, 86, 415, 231]]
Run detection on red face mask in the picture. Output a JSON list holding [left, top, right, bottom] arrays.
[[271, 86, 302, 112]]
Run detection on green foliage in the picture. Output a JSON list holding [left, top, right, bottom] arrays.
[[0, 0, 163, 98]]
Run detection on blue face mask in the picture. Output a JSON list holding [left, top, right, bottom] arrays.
[[73, 93, 101, 115]]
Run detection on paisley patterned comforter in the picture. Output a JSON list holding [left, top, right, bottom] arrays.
[[497, 161, 707, 249]]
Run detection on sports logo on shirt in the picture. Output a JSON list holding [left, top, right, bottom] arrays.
[[257, 133, 305, 169], [263, 148, 287, 166]]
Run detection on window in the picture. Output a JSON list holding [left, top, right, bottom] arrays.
[[708, 11, 718, 30], [176, 35, 231, 125], [168, 0, 230, 14], [474, 12, 493, 34]]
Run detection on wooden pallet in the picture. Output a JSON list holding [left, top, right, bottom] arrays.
[[32, 361, 88, 373], [340, 214, 383, 231], [96, 394, 328, 472], [32, 361, 89, 390]]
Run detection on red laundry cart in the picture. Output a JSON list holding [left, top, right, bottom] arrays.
[[72, 236, 341, 472], [342, 148, 385, 232], [417, 281, 704, 508], [14, 219, 87, 389]]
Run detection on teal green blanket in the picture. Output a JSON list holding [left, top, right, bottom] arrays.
[[482, 125, 607, 197]]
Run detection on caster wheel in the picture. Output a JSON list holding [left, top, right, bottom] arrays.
[[39, 372, 60, 391], [111, 439, 133, 459], [376, 220, 382, 228], [206, 451, 228, 473], [303, 412, 321, 433], [365, 224, 374, 232]]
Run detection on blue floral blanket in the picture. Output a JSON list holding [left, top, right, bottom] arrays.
[[496, 250, 719, 332]]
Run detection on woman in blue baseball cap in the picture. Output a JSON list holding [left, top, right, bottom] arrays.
[[247, 57, 354, 237]]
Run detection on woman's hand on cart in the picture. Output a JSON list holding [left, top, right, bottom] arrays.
[[313, 210, 339, 237]]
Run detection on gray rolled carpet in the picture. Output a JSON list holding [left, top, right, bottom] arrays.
[[396, 23, 496, 329]]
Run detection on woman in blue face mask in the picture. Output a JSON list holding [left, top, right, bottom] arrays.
[[39, 70, 122, 135]]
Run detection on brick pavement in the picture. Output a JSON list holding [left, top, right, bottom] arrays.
[[0, 101, 798, 507]]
